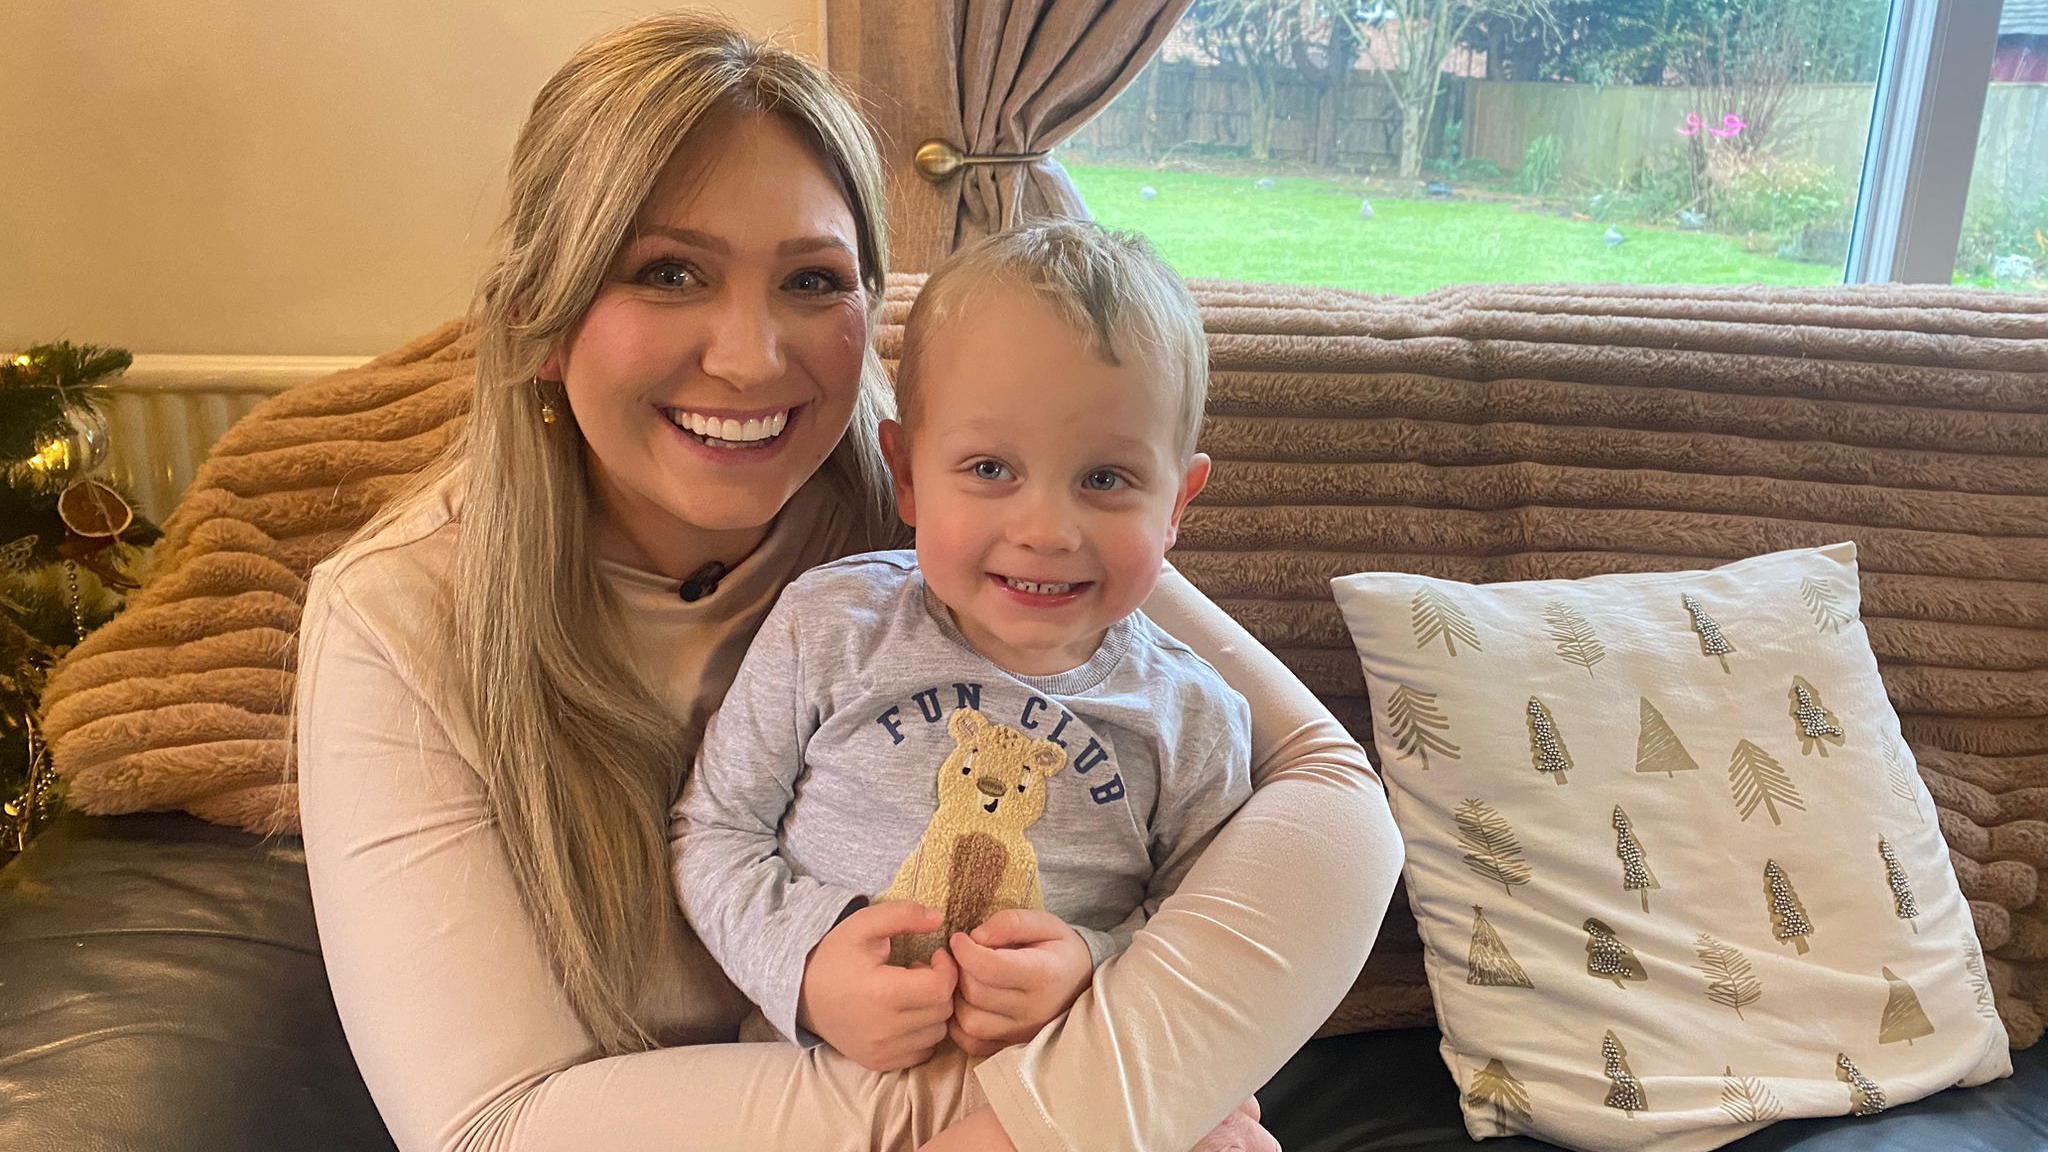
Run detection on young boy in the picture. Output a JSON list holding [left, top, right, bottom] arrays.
[[674, 219, 1251, 1073]]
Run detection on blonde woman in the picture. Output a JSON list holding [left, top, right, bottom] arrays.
[[294, 12, 1401, 1152]]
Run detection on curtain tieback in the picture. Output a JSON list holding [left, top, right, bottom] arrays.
[[913, 138, 1052, 182]]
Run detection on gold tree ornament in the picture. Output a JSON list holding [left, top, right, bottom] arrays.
[[1764, 859, 1814, 954], [1788, 676, 1846, 756], [1601, 1030, 1647, 1115], [1383, 683, 1459, 769], [1525, 696, 1573, 785], [1456, 799, 1532, 896], [1466, 905, 1534, 988], [1583, 917, 1648, 988], [1879, 966, 1934, 1045], [1681, 592, 1735, 673], [1465, 1058, 1532, 1131], [1799, 575, 1854, 634], [57, 478, 134, 539], [1411, 585, 1481, 656], [1635, 697, 1700, 777], [1882, 739, 1922, 825], [1836, 1053, 1887, 1116], [1693, 932, 1763, 1019], [1719, 1066, 1784, 1125], [1729, 739, 1805, 825], [1878, 835, 1919, 933], [1613, 805, 1657, 912], [1543, 599, 1605, 675]]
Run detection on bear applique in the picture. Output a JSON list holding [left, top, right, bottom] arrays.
[[881, 707, 1069, 966]]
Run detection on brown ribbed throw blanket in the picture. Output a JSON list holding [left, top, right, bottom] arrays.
[[41, 279, 2048, 1045]]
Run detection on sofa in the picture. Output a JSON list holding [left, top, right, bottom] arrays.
[[3, 279, 2044, 1151]]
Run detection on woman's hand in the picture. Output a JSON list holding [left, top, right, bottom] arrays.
[[945, 909, 1093, 1058], [796, 901, 957, 1071]]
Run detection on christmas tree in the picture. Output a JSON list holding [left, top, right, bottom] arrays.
[[1878, 835, 1919, 933], [1635, 696, 1699, 777], [1682, 592, 1735, 673], [1613, 805, 1658, 912], [1693, 932, 1763, 1019], [1, 342, 159, 853], [1835, 1052, 1887, 1115], [1789, 676, 1846, 756], [1466, 905, 1534, 988], [1583, 917, 1648, 988], [1525, 696, 1573, 785], [1879, 966, 1934, 1045], [1601, 1030, 1647, 1115], [1764, 859, 1814, 955], [1464, 1058, 1532, 1130]]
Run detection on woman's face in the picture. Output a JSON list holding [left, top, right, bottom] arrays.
[[548, 107, 869, 572]]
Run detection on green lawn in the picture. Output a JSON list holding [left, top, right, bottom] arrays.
[[1067, 164, 1845, 296]]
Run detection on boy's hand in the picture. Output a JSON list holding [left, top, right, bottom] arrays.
[[946, 909, 1093, 1057], [798, 901, 958, 1071]]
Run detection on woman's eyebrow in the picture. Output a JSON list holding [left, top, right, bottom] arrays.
[[632, 225, 852, 258]]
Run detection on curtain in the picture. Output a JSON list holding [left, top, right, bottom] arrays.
[[830, 0, 1193, 269]]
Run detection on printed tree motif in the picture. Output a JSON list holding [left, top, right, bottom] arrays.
[[1602, 1030, 1647, 1115], [1788, 676, 1846, 757], [1682, 592, 1736, 673], [1879, 966, 1935, 1045], [1635, 697, 1700, 777], [1525, 697, 1573, 785], [1963, 935, 2000, 1022], [1882, 739, 1923, 825], [1456, 799, 1532, 896], [1412, 586, 1481, 656], [1613, 805, 1658, 912], [1878, 836, 1919, 934], [1693, 933, 1763, 1019], [1583, 917, 1648, 988], [1543, 600, 1606, 675], [1800, 575, 1855, 634], [1729, 739, 1805, 826], [1383, 683, 1459, 769], [1836, 1052, 1887, 1116], [1465, 1058, 1532, 1130], [1719, 1065, 1784, 1125], [1764, 859, 1814, 955], [1467, 905, 1534, 988]]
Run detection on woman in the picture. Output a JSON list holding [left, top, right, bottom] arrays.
[[295, 12, 1402, 1151]]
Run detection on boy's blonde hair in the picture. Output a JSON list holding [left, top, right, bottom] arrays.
[[896, 219, 1209, 459]]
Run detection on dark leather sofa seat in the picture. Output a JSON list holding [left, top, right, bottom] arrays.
[[3, 810, 2044, 1151]]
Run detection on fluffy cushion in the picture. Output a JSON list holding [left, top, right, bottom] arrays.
[[1332, 542, 2011, 1150]]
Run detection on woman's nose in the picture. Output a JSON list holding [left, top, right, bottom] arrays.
[[699, 290, 786, 391]]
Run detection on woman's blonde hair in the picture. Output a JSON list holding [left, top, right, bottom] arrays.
[[340, 12, 892, 1053]]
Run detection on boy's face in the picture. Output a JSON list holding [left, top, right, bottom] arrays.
[[880, 285, 1209, 676]]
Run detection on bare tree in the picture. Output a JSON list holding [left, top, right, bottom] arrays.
[[1185, 0, 1310, 161], [1329, 0, 1554, 179]]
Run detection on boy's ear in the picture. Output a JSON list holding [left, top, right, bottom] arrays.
[[878, 419, 917, 527], [1163, 452, 1210, 551]]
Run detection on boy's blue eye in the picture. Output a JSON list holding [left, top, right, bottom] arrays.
[[971, 460, 1010, 481], [1082, 470, 1125, 491]]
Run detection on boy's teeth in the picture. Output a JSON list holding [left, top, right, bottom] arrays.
[[1005, 577, 1074, 595], [669, 408, 790, 443]]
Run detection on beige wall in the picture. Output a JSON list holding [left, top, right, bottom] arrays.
[[2, 2, 824, 357]]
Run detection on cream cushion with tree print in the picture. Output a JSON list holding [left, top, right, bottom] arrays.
[[1332, 542, 2010, 1152]]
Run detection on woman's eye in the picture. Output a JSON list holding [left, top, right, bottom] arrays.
[[971, 459, 1011, 481], [642, 262, 698, 290], [1083, 469, 1126, 492], [788, 269, 850, 294]]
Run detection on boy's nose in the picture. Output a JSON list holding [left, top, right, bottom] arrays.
[[975, 776, 1005, 798], [1009, 491, 1082, 552]]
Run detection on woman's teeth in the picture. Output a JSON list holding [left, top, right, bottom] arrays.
[[1005, 577, 1075, 595], [667, 408, 790, 447]]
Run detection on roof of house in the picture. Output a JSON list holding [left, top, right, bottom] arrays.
[[2005, 0, 2048, 36]]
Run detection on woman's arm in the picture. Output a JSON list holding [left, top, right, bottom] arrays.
[[947, 564, 1405, 1152], [296, 572, 981, 1152]]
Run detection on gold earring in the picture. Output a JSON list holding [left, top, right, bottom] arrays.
[[540, 402, 558, 425]]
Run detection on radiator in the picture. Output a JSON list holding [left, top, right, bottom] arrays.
[[103, 355, 369, 524]]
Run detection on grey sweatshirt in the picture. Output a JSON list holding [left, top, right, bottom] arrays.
[[673, 550, 1252, 1047]]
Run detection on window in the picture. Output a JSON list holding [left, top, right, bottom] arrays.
[[1953, 1, 2047, 291], [1057, 1, 1966, 295]]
